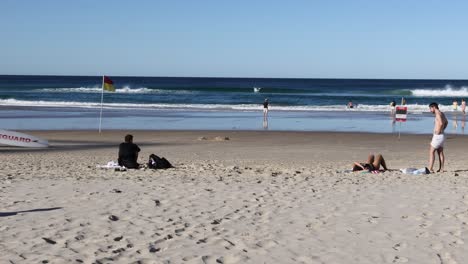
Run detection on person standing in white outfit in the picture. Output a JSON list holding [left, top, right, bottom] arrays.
[[428, 102, 448, 173]]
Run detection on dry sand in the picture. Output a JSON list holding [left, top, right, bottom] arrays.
[[1, 130, 468, 264]]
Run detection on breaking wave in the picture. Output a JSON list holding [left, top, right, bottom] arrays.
[[0, 99, 452, 113], [410, 85, 468, 97], [34, 86, 190, 94]]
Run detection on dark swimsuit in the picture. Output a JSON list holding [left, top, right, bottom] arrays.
[[354, 163, 375, 172]]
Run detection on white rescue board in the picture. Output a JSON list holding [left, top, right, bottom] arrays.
[[0, 129, 49, 148]]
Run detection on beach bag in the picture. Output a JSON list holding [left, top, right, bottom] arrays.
[[148, 154, 173, 169]]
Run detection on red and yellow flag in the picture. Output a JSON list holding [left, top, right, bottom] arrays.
[[103, 76, 115, 92]]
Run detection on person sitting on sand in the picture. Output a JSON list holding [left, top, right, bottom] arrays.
[[352, 153, 388, 172], [118, 134, 141, 169]]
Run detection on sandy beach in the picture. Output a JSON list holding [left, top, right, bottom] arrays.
[[2, 130, 468, 263]]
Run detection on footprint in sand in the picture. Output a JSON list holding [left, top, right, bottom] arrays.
[[201, 255, 213, 264], [449, 230, 462, 237], [255, 239, 278, 249], [422, 211, 434, 217], [367, 216, 379, 224], [416, 231, 429, 238], [219, 238, 236, 250], [419, 221, 432, 228], [431, 242, 444, 251], [462, 195, 468, 205], [392, 255, 409, 263], [306, 219, 326, 230], [182, 255, 198, 261], [448, 239, 464, 247], [437, 252, 458, 264], [454, 211, 468, 222], [392, 242, 407, 251]]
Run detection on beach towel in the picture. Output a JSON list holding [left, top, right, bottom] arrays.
[[400, 167, 430, 175], [338, 169, 384, 174], [97, 161, 126, 171]]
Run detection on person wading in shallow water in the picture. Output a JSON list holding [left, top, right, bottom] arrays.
[[428, 102, 448, 173], [263, 98, 269, 119]]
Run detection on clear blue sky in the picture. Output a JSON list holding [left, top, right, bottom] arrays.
[[2, 0, 468, 79]]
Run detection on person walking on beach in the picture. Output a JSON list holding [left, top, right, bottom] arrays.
[[263, 98, 269, 119], [428, 102, 448, 173], [118, 134, 141, 169]]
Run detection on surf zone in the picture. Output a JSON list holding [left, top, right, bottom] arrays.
[[0, 133, 32, 143]]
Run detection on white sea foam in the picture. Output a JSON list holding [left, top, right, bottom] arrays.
[[36, 87, 104, 93], [34, 86, 185, 94], [116, 86, 154, 93], [0, 99, 451, 113], [410, 85, 468, 97]]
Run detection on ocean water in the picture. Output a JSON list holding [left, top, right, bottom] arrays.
[[1, 75, 467, 133]]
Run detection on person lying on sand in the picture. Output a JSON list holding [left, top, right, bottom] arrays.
[[352, 154, 388, 172]]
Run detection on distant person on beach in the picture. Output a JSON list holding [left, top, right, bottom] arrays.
[[352, 153, 388, 172], [390, 100, 396, 114], [453, 100, 459, 111], [461, 99, 466, 114], [428, 102, 448, 173], [347, 100, 354, 109], [118, 134, 141, 169], [401, 97, 407, 105], [263, 98, 269, 119]]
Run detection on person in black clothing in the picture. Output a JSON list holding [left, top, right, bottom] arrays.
[[118, 134, 141, 169], [263, 98, 269, 119]]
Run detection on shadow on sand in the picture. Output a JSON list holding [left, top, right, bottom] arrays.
[[0, 140, 185, 154], [0, 207, 63, 218]]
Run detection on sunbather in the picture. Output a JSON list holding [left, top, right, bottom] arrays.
[[352, 154, 388, 172]]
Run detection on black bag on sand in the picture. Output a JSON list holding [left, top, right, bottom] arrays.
[[148, 154, 173, 169]]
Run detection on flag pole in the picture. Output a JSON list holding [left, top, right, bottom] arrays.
[[99, 75, 104, 134]]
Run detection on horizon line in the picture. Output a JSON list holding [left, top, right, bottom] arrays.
[[1, 74, 467, 81]]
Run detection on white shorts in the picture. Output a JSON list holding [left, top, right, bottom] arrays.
[[263, 108, 268, 114], [431, 134, 445, 149]]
